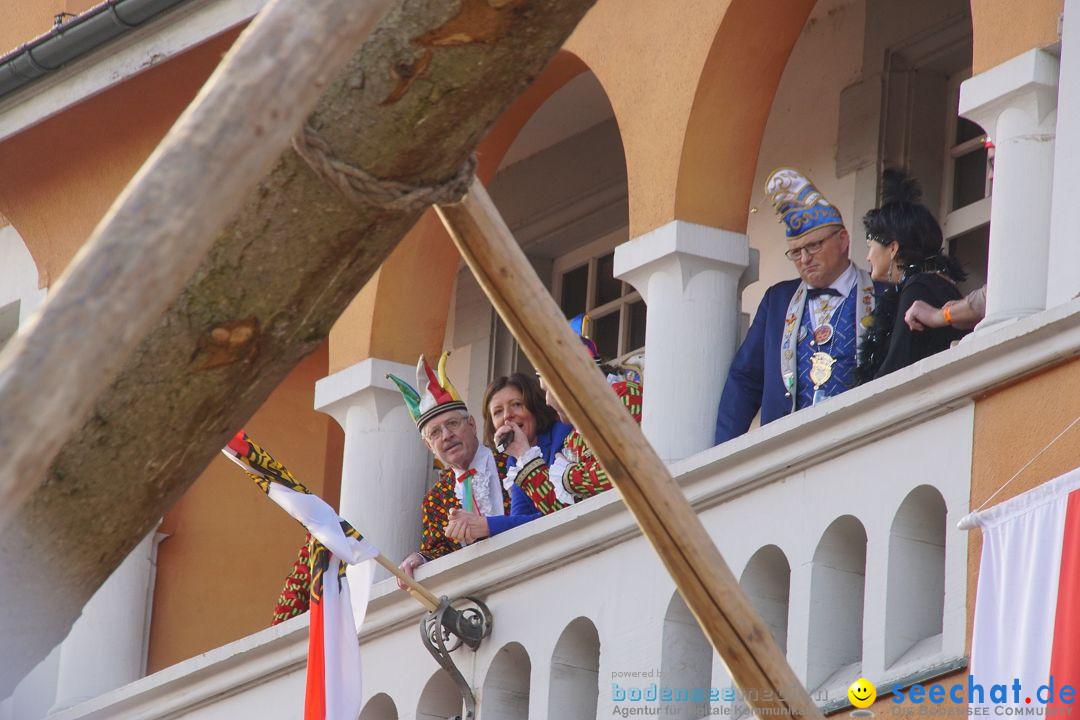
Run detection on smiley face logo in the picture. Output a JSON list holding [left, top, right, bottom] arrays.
[[848, 678, 876, 708]]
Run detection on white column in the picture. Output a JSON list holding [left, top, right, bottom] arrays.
[[315, 357, 429, 588], [960, 49, 1059, 331], [1048, 0, 1080, 307], [614, 220, 750, 463], [49, 528, 160, 712]]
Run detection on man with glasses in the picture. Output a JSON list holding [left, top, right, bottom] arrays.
[[714, 168, 878, 444], [389, 354, 510, 585]]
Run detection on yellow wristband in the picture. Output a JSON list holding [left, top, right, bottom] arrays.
[[942, 305, 953, 326]]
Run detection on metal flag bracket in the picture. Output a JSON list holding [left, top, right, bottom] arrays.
[[418, 595, 493, 720]]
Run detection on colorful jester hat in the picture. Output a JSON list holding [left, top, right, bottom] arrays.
[[764, 167, 844, 240], [569, 313, 601, 363], [387, 352, 467, 431]]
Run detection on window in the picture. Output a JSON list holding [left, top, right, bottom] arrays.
[[552, 233, 645, 362], [949, 116, 992, 211], [942, 70, 992, 293]]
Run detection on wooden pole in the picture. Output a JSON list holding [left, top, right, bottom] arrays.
[[0, 0, 395, 531], [436, 181, 825, 720], [1, 1, 599, 695], [374, 554, 441, 612]]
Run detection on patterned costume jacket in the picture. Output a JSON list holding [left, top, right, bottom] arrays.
[[419, 452, 511, 561], [512, 379, 643, 515]]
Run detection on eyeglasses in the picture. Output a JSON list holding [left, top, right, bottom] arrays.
[[423, 416, 467, 442], [785, 229, 842, 261]]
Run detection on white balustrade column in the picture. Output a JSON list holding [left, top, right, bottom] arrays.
[[50, 528, 160, 712], [960, 49, 1059, 331], [315, 357, 429, 588], [1048, 0, 1080, 307], [614, 221, 750, 463]]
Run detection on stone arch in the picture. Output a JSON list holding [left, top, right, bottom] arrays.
[[360, 692, 398, 720], [808, 515, 867, 690], [660, 592, 712, 717], [885, 485, 947, 666], [675, 0, 817, 234], [477, 54, 629, 382], [549, 616, 600, 718], [480, 641, 530, 720], [416, 670, 461, 720], [740, 544, 791, 655], [330, 50, 595, 373]]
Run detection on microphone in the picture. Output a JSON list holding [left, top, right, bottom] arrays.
[[495, 429, 514, 454]]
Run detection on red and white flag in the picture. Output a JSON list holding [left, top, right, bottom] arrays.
[[224, 431, 378, 720], [970, 467, 1080, 711]]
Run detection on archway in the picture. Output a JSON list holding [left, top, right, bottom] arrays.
[[660, 592, 712, 718], [417, 670, 461, 720], [808, 515, 867, 690], [885, 485, 947, 666], [740, 544, 791, 655], [360, 692, 398, 720], [329, 51, 595, 375], [675, 0, 817, 234], [549, 616, 600, 718], [480, 642, 531, 720]]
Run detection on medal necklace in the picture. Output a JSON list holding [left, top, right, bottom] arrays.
[[808, 290, 850, 404]]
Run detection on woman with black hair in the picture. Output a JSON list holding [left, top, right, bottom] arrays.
[[857, 168, 968, 382]]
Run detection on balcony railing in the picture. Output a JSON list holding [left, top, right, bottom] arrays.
[[51, 300, 1080, 720]]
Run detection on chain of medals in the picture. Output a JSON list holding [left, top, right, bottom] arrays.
[[808, 291, 850, 405]]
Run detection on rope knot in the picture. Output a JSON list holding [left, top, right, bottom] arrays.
[[291, 124, 476, 212]]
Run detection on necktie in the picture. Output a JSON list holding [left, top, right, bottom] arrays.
[[460, 469, 478, 513], [807, 287, 842, 299]]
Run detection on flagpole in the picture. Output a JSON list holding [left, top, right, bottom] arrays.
[[436, 180, 826, 720], [374, 554, 441, 611]]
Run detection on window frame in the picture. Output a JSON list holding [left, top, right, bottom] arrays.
[[550, 229, 645, 361], [941, 69, 992, 244]]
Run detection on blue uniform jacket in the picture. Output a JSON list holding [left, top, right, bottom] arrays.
[[715, 279, 803, 445], [486, 421, 573, 536], [715, 277, 885, 444]]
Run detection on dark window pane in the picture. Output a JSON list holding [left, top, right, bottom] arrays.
[[560, 264, 588, 317], [628, 300, 647, 351], [956, 117, 984, 145], [593, 311, 620, 361], [949, 223, 990, 297], [595, 252, 623, 306], [953, 148, 988, 210]]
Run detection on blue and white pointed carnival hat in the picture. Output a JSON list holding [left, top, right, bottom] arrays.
[[764, 167, 844, 240]]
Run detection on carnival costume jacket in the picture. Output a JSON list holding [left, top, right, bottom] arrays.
[[419, 448, 511, 561], [510, 379, 643, 514], [715, 267, 880, 444], [486, 421, 573, 536]]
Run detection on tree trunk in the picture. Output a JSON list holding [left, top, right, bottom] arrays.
[[0, 0, 595, 696]]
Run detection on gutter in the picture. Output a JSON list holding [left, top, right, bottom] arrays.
[[0, 0, 196, 100]]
